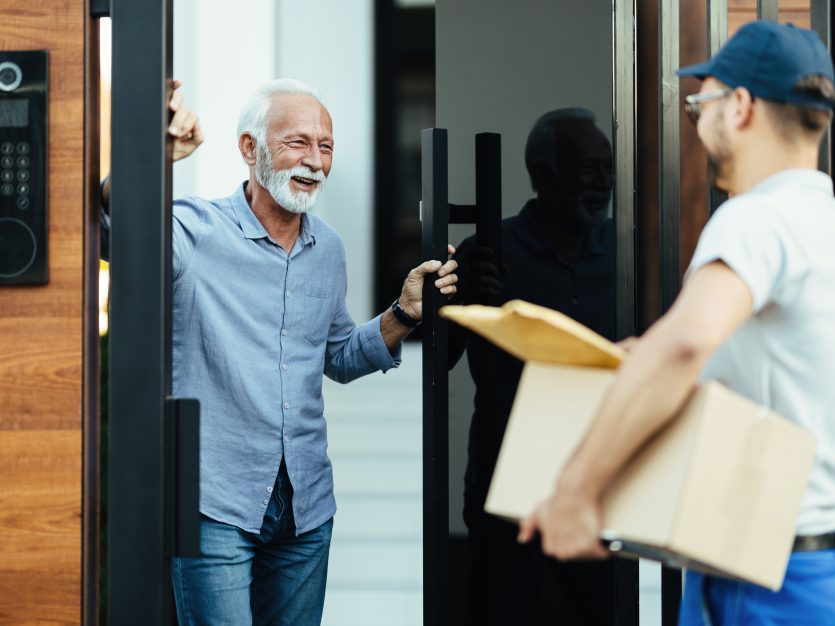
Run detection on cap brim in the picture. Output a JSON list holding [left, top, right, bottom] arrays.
[[676, 60, 713, 78]]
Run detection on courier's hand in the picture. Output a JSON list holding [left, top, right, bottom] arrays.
[[398, 244, 458, 321], [518, 479, 608, 560], [168, 80, 204, 162], [616, 336, 640, 354]]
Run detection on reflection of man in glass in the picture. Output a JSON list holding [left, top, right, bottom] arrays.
[[449, 108, 616, 625]]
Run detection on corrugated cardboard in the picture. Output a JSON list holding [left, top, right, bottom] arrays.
[[441, 300, 816, 591]]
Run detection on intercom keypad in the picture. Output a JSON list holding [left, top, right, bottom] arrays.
[[0, 51, 47, 284]]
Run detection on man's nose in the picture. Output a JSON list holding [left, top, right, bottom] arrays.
[[301, 146, 324, 171]]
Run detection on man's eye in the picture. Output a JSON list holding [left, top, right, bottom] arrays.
[[320, 144, 333, 153], [288, 140, 307, 149]]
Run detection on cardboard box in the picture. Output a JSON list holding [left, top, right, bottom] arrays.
[[441, 300, 816, 591]]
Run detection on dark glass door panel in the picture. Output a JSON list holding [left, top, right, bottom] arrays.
[[430, 1, 637, 624]]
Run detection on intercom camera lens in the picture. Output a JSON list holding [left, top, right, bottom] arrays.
[[0, 62, 22, 92], [0, 68, 16, 85]]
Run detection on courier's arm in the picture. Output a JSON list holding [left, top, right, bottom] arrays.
[[519, 261, 753, 558]]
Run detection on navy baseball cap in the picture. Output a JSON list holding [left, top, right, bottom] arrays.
[[677, 21, 835, 111]]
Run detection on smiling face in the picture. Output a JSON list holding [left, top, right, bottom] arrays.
[[254, 93, 334, 213]]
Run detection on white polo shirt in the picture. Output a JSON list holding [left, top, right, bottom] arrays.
[[687, 169, 835, 536]]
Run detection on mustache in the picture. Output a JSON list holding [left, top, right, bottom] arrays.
[[284, 165, 327, 183]]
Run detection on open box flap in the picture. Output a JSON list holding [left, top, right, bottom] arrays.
[[441, 300, 625, 369]]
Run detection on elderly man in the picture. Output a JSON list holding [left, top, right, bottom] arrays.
[[519, 21, 835, 625], [107, 79, 457, 625]]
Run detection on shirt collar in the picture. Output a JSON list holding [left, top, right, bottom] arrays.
[[748, 168, 834, 196], [231, 181, 317, 246]]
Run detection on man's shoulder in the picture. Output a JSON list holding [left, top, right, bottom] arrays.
[[174, 193, 231, 215], [173, 193, 238, 229]]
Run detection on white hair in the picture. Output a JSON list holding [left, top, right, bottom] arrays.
[[236, 78, 325, 147]]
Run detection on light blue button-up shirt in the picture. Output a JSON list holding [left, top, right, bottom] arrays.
[[171, 182, 401, 534]]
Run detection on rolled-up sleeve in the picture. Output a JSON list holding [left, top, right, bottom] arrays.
[[324, 302, 402, 383]]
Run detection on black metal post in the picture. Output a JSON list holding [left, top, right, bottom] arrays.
[[108, 0, 175, 623], [614, 1, 640, 623], [474, 133, 502, 257], [421, 129, 503, 625], [421, 128, 450, 626]]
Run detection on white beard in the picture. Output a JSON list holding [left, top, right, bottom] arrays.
[[255, 145, 327, 214]]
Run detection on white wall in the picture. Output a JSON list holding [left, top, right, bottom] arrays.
[[173, 0, 276, 200]]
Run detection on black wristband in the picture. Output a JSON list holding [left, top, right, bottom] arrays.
[[391, 299, 422, 328]]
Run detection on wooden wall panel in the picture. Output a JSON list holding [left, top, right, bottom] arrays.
[[0, 0, 89, 624], [730, 0, 812, 33]]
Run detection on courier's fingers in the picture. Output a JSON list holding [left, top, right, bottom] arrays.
[[518, 516, 537, 543]]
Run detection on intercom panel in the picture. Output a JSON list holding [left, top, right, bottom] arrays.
[[0, 50, 47, 285]]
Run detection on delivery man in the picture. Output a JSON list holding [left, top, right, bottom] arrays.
[[518, 21, 835, 625]]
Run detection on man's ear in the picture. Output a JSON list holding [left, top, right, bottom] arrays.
[[239, 133, 257, 166], [732, 87, 756, 130]]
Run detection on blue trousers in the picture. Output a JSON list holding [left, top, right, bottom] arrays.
[[172, 462, 333, 626], [679, 550, 835, 625]]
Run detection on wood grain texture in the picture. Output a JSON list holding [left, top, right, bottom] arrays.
[[729, 0, 811, 33], [0, 0, 88, 624]]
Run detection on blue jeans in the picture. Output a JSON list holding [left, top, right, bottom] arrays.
[[679, 550, 835, 625], [172, 462, 333, 626]]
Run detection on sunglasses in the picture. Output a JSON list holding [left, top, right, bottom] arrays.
[[684, 88, 733, 125]]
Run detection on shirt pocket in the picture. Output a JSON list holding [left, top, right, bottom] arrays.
[[302, 284, 333, 345]]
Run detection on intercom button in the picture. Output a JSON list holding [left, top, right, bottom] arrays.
[[0, 142, 13, 155], [1, 183, 13, 196], [17, 170, 29, 182], [1, 156, 13, 169], [16, 197, 29, 210], [16, 142, 29, 155], [16, 156, 29, 168], [1, 170, 13, 183], [17, 183, 29, 195]]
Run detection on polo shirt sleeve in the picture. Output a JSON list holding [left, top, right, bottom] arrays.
[[685, 198, 802, 313], [171, 197, 208, 281]]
